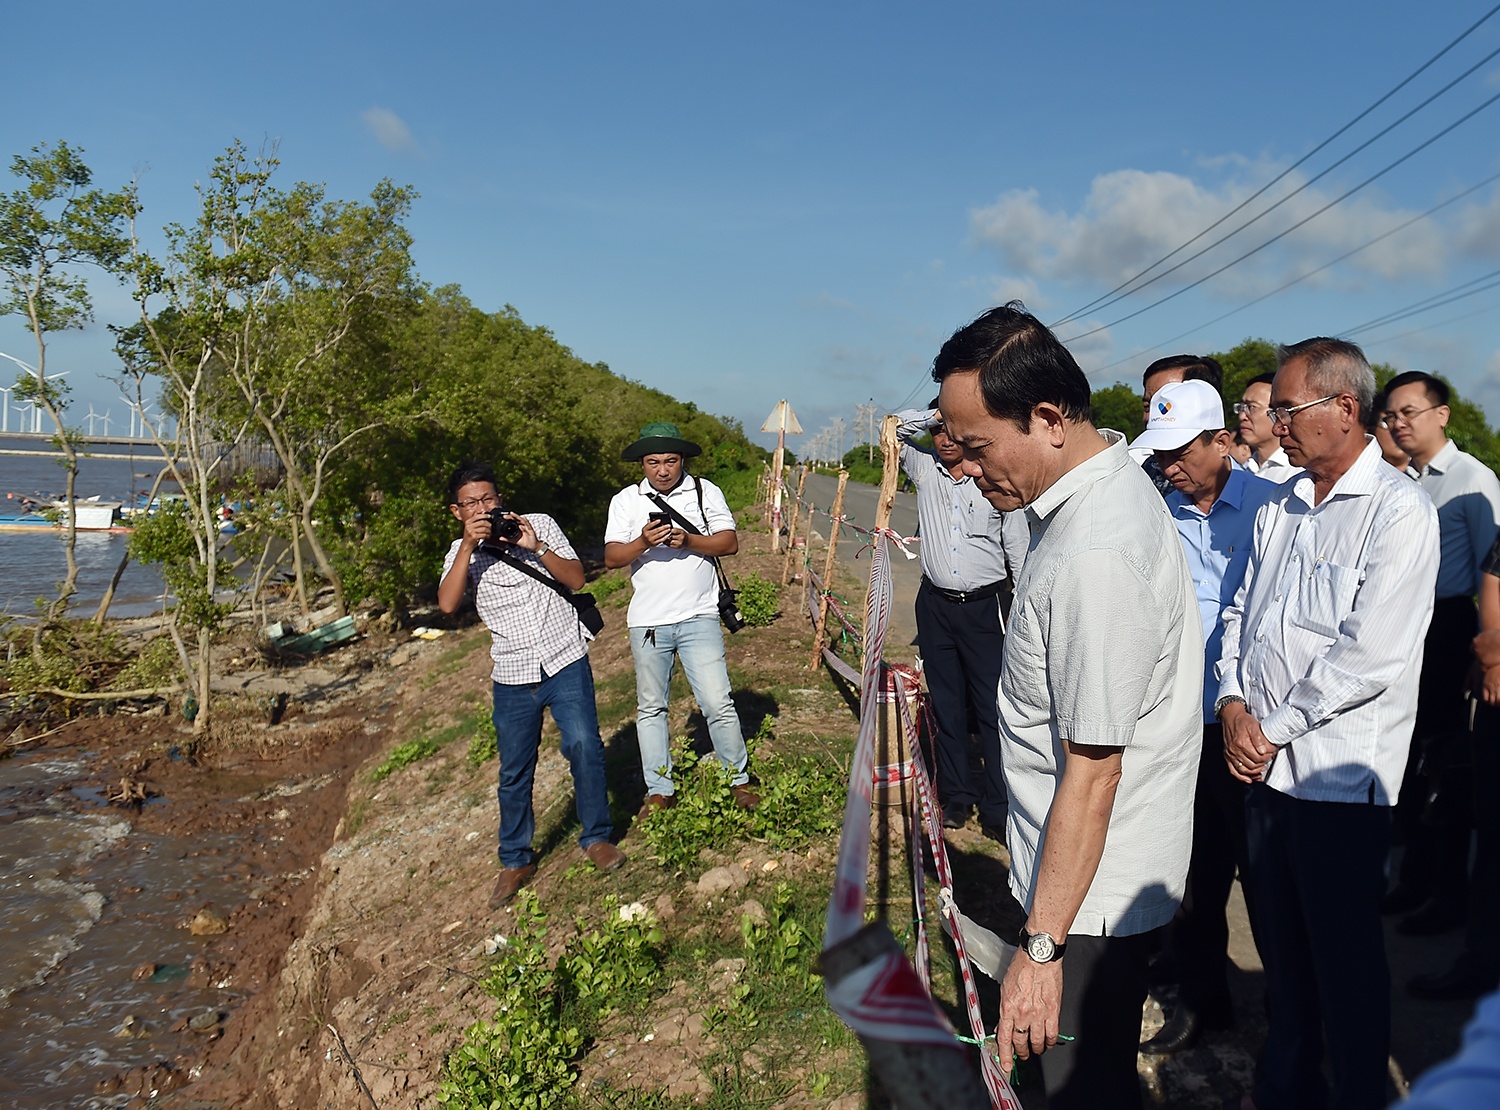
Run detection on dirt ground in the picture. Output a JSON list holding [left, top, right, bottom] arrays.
[[4, 515, 1485, 1108]]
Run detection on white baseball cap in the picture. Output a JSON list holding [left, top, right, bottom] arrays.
[[1130, 379, 1227, 452]]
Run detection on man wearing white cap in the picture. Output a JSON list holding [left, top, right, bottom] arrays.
[[1131, 380, 1278, 1055]]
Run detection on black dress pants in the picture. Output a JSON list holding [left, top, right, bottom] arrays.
[[1395, 596, 1478, 905], [1246, 784, 1393, 1110], [1030, 929, 1154, 1110], [1171, 723, 1255, 1022], [1464, 701, 1500, 973], [914, 577, 1007, 827]]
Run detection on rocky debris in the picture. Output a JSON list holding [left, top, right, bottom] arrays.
[[94, 1062, 190, 1100], [189, 907, 229, 936], [694, 864, 749, 899], [131, 962, 159, 981], [105, 776, 154, 806], [113, 1014, 151, 1039]]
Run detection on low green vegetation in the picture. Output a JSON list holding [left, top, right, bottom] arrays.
[[370, 736, 438, 781], [437, 892, 664, 1108], [637, 725, 845, 871], [733, 573, 780, 627]]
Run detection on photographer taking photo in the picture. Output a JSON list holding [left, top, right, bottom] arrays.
[[438, 461, 625, 909]]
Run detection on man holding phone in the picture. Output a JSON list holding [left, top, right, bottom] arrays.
[[604, 422, 758, 818]]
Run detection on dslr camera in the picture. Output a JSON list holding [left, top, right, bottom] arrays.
[[484, 507, 523, 543], [718, 586, 746, 634]]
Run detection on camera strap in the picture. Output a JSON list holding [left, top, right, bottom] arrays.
[[647, 483, 733, 592], [483, 544, 603, 627]]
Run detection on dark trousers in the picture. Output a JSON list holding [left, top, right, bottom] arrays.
[[1396, 596, 1478, 905], [491, 657, 614, 869], [1246, 784, 1392, 1110], [914, 577, 1008, 827], [1465, 701, 1500, 970], [1031, 930, 1154, 1110], [1172, 724, 1255, 1022]]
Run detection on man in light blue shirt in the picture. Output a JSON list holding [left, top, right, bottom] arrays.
[[1130, 379, 1277, 1056], [896, 400, 1029, 838]]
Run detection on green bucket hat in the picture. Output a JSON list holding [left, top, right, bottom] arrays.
[[621, 421, 702, 462]]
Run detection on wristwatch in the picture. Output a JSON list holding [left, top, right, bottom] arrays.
[[1214, 694, 1247, 720], [1018, 927, 1066, 963], [535, 541, 550, 558]]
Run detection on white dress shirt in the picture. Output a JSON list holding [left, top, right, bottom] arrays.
[[1217, 439, 1440, 804], [1416, 439, 1500, 600], [1000, 429, 1202, 936], [896, 409, 1029, 591], [1246, 446, 1300, 484]]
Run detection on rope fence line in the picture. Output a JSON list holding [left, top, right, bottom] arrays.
[[761, 415, 1023, 1107], [815, 526, 1022, 1109]]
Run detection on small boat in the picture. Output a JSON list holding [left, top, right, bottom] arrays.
[[0, 496, 129, 534]]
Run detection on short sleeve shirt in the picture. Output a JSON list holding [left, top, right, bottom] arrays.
[[441, 513, 589, 685], [1000, 430, 1203, 937], [604, 475, 735, 627]]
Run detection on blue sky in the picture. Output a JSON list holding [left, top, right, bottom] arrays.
[[5, 0, 1500, 454]]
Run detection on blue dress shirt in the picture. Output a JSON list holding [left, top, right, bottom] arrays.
[[1165, 466, 1279, 722]]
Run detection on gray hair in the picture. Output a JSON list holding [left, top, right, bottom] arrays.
[[1276, 337, 1377, 426]]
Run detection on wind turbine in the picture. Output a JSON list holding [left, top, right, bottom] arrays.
[[0, 385, 11, 434], [86, 405, 100, 436], [99, 409, 113, 437]]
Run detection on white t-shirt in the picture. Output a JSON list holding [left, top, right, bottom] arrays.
[[605, 475, 735, 627]]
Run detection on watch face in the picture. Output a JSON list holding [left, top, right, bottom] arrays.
[[1027, 933, 1056, 962]]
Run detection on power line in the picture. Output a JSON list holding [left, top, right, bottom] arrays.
[[1050, 3, 1500, 329], [1087, 168, 1500, 375], [1356, 299, 1500, 348], [1059, 86, 1500, 345], [1053, 35, 1500, 330], [1343, 267, 1500, 336]]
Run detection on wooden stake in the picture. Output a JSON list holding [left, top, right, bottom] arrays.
[[873, 413, 900, 531], [780, 465, 809, 586], [809, 469, 848, 671]]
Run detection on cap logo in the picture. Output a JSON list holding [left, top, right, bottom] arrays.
[[1156, 400, 1172, 415]]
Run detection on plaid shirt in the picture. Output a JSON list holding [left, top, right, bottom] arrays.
[[441, 513, 590, 685]]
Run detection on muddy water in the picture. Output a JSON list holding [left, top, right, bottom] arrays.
[[0, 752, 247, 1107]]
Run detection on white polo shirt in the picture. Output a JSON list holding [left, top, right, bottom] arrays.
[[1000, 429, 1202, 937], [605, 475, 735, 627]]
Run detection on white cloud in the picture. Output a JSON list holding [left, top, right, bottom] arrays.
[[970, 165, 1450, 300], [361, 108, 420, 154], [990, 274, 1042, 308]]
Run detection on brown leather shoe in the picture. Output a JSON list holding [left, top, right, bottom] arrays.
[[584, 840, 627, 873], [731, 784, 761, 809], [637, 793, 676, 820], [488, 863, 537, 909]]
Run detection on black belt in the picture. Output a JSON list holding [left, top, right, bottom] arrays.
[[922, 576, 1008, 604]]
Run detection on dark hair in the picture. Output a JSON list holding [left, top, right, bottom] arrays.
[[930, 301, 1092, 429], [447, 461, 499, 504], [1142, 354, 1224, 394], [1368, 387, 1391, 432], [1384, 369, 1450, 408], [1247, 371, 1277, 388], [1276, 337, 1376, 426]]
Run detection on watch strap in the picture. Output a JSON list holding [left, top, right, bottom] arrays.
[[1018, 927, 1067, 962]]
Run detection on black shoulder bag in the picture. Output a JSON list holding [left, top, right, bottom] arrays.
[[647, 483, 746, 633], [483, 542, 605, 636]]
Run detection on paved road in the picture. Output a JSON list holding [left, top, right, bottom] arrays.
[[799, 470, 922, 662]]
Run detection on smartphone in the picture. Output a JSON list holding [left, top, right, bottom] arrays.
[[648, 511, 671, 525]]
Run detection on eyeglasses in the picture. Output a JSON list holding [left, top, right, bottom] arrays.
[[1231, 401, 1264, 416], [455, 494, 499, 511], [1268, 395, 1339, 427], [1380, 403, 1441, 428]]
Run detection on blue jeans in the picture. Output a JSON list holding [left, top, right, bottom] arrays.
[[630, 616, 748, 797], [491, 656, 613, 869]]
